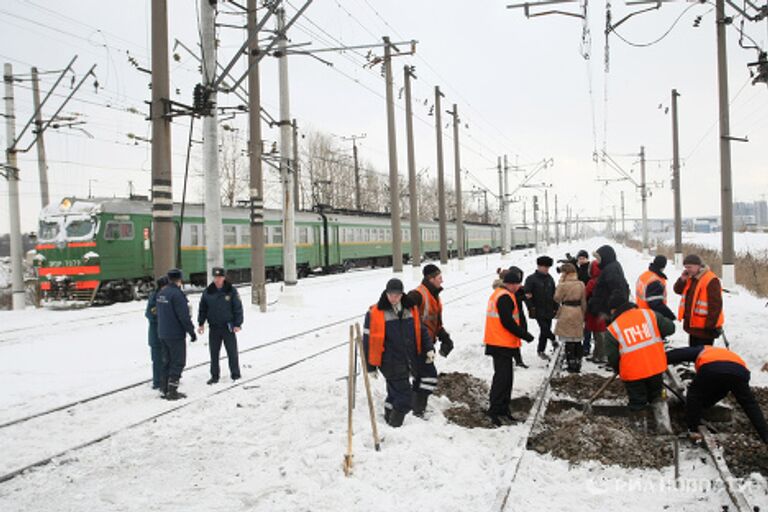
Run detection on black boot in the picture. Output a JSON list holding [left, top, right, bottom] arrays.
[[207, 377, 219, 385], [412, 391, 429, 418], [574, 343, 584, 373], [387, 409, 406, 428], [384, 406, 392, 424], [165, 380, 187, 401]]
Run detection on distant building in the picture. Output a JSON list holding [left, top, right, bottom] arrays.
[[733, 200, 767, 230]]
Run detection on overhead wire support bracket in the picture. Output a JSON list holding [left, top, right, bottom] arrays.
[[606, 0, 664, 34], [506, 0, 585, 18]]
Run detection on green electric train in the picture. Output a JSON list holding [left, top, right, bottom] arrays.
[[34, 196, 535, 303]]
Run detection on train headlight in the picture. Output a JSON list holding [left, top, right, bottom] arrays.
[[83, 251, 100, 264], [32, 253, 46, 267]]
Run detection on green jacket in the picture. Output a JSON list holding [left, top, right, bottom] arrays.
[[606, 303, 675, 372]]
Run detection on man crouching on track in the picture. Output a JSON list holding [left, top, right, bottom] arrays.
[[156, 268, 197, 400], [483, 266, 535, 427], [363, 278, 435, 428], [406, 264, 453, 417]]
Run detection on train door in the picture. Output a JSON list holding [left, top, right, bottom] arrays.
[[142, 222, 153, 274]]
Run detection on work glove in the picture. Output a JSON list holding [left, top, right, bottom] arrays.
[[439, 337, 454, 358], [523, 332, 535, 343], [714, 328, 723, 339], [425, 350, 436, 365], [366, 365, 379, 379], [190, 332, 197, 343], [528, 308, 536, 319]]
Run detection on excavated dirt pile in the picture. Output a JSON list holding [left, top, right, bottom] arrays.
[[719, 387, 768, 478], [527, 409, 673, 469], [549, 373, 625, 401], [434, 372, 531, 429]]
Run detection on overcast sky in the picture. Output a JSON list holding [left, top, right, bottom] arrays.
[[1, 0, 766, 234]]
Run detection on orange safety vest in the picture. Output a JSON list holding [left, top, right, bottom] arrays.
[[677, 270, 725, 329], [607, 308, 667, 382], [366, 304, 422, 366], [415, 283, 443, 340], [483, 287, 522, 349], [695, 346, 747, 372], [635, 270, 667, 309]]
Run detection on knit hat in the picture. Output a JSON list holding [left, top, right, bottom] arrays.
[[156, 276, 169, 288], [503, 266, 524, 284], [167, 268, 183, 280], [422, 264, 441, 279], [683, 254, 702, 266], [577, 250, 589, 259], [385, 278, 404, 294], [651, 255, 667, 270], [536, 256, 554, 267]]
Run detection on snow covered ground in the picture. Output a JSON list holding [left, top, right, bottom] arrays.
[[654, 231, 768, 256], [0, 239, 766, 511]]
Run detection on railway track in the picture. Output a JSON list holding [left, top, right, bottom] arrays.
[[0, 273, 493, 485]]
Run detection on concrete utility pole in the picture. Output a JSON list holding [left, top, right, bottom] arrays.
[[715, 0, 735, 288], [554, 193, 559, 245], [201, 0, 224, 281], [621, 190, 626, 235], [497, 157, 508, 256], [448, 104, 464, 261], [435, 86, 448, 265], [150, 0, 175, 278], [671, 88, 683, 267], [30, 67, 49, 208], [4, 63, 25, 310], [247, 0, 266, 311], [292, 119, 300, 211], [503, 155, 510, 256], [640, 145, 649, 255], [383, 37, 402, 273], [404, 65, 420, 273], [342, 133, 366, 211], [277, 8, 297, 285], [544, 188, 550, 246], [533, 195, 539, 251]]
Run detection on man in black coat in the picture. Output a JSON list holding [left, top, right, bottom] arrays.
[[157, 268, 197, 400], [524, 256, 558, 360], [587, 245, 630, 319], [576, 250, 591, 285], [198, 267, 244, 384]]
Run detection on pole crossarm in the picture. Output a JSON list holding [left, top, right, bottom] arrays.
[[507, 0, 585, 18]]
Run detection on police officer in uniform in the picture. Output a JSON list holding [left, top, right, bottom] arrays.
[[145, 276, 169, 389], [156, 268, 197, 400], [198, 267, 243, 384]]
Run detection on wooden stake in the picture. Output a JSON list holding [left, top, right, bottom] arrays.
[[343, 325, 354, 476], [355, 322, 381, 451]]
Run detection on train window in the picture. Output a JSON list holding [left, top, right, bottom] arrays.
[[224, 225, 237, 245], [385, 229, 391, 241], [272, 226, 283, 244], [65, 217, 96, 239], [104, 221, 134, 240], [378, 228, 384, 241], [240, 226, 251, 246], [190, 225, 204, 246], [298, 226, 309, 244], [38, 220, 61, 241]]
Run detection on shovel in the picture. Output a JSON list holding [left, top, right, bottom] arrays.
[[583, 373, 618, 414]]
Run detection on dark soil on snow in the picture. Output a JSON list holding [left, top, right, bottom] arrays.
[[718, 387, 768, 477], [434, 372, 532, 429], [549, 373, 625, 401], [527, 409, 673, 469]]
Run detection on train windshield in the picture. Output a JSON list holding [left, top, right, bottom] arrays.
[[64, 216, 96, 240], [38, 220, 61, 242]]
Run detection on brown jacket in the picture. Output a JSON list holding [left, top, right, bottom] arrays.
[[553, 273, 586, 339], [673, 265, 723, 339]]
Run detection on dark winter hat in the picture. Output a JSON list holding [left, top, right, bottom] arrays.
[[652, 255, 667, 269], [156, 276, 169, 288], [385, 278, 404, 294], [422, 264, 441, 279], [167, 268, 183, 280], [607, 291, 627, 311], [683, 254, 703, 266], [212, 267, 226, 277], [503, 266, 524, 284], [577, 250, 589, 259], [536, 256, 554, 267]]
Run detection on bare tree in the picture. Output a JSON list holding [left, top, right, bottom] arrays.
[[219, 129, 248, 207]]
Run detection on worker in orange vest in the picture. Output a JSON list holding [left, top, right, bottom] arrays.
[[363, 278, 434, 428], [605, 292, 675, 425], [673, 254, 724, 347], [483, 266, 535, 427], [667, 346, 768, 444], [635, 255, 675, 321], [406, 264, 452, 417]]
